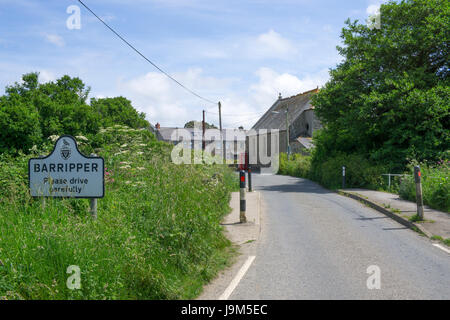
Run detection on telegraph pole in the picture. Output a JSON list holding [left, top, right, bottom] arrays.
[[286, 106, 290, 160], [202, 110, 206, 151], [218, 101, 225, 163]]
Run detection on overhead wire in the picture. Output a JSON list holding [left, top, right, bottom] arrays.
[[77, 0, 217, 105]]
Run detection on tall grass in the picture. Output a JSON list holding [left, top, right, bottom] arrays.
[[398, 161, 449, 212], [0, 126, 238, 299]]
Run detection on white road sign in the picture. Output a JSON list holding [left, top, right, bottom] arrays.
[[29, 135, 104, 198]]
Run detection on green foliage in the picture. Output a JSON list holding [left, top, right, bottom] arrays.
[[0, 127, 236, 299], [0, 94, 42, 154], [0, 73, 151, 156], [278, 153, 312, 179], [399, 161, 449, 212], [279, 150, 387, 190], [312, 0, 449, 171], [184, 120, 217, 129], [91, 97, 149, 129], [311, 153, 386, 189]]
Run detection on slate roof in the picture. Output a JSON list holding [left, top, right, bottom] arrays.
[[157, 127, 247, 142], [251, 88, 318, 131]]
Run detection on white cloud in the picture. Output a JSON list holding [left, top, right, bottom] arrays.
[[43, 33, 64, 47], [366, 4, 380, 16], [250, 67, 329, 106], [255, 29, 297, 57], [116, 68, 231, 127], [113, 66, 329, 130], [38, 70, 56, 83]]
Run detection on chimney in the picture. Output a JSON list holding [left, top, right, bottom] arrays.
[[155, 122, 161, 130], [278, 93, 282, 100]]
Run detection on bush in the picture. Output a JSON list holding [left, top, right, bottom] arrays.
[[311, 153, 386, 190], [278, 153, 311, 179], [399, 161, 449, 212]]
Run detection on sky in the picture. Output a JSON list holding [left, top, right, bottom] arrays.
[[0, 0, 385, 129]]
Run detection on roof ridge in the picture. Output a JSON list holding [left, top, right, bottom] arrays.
[[281, 87, 319, 101]]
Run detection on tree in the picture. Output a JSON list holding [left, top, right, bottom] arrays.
[[0, 94, 41, 154], [0, 72, 152, 154], [184, 120, 217, 129], [91, 96, 149, 129], [312, 0, 449, 170]]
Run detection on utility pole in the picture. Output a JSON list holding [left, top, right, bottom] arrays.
[[202, 110, 206, 151], [218, 101, 225, 163], [286, 106, 290, 161]]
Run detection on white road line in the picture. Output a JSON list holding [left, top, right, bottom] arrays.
[[433, 243, 450, 254], [219, 256, 256, 300]]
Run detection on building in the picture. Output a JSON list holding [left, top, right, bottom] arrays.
[[248, 88, 322, 165], [155, 126, 246, 161]]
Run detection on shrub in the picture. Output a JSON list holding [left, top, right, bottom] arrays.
[[278, 153, 311, 179], [311, 153, 386, 190], [399, 161, 449, 212]]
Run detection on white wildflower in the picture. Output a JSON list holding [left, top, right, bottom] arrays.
[[48, 135, 59, 142], [75, 135, 88, 141]]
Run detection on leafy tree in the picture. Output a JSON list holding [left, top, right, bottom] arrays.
[[0, 93, 41, 154], [3, 72, 100, 141], [312, 0, 449, 170], [184, 120, 217, 129], [91, 96, 149, 129]]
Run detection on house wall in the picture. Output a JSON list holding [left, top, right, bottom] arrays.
[[246, 130, 287, 167], [289, 109, 322, 139]]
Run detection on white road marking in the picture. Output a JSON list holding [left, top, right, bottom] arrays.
[[219, 256, 256, 300], [433, 244, 450, 254]]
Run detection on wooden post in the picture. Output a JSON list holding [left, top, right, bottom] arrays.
[[90, 198, 97, 219], [414, 166, 424, 220], [90, 153, 98, 219]]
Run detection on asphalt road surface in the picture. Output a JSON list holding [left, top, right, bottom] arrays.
[[229, 173, 450, 300]]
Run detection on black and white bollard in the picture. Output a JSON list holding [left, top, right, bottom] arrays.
[[342, 166, 346, 189], [240, 170, 247, 223], [414, 166, 424, 220]]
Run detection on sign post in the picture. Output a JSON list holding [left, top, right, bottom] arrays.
[[29, 135, 104, 218]]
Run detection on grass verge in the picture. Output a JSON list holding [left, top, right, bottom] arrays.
[[0, 126, 238, 299]]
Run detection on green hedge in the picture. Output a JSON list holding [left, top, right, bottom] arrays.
[[399, 162, 449, 212]]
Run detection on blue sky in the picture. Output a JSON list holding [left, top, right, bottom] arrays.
[[0, 0, 385, 128]]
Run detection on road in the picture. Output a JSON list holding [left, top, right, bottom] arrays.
[[228, 173, 450, 300]]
